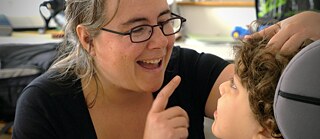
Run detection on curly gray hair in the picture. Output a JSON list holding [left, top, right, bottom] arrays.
[[51, 0, 119, 81]]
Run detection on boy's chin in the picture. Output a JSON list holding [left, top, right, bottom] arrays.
[[211, 122, 226, 139]]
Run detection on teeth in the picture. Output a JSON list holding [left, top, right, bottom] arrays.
[[141, 58, 161, 64]]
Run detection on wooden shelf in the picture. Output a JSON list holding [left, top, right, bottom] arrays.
[[177, 1, 255, 7]]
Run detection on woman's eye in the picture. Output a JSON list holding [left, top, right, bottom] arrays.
[[132, 26, 145, 33], [157, 21, 166, 26]]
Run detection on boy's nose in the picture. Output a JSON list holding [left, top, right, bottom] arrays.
[[219, 81, 228, 96]]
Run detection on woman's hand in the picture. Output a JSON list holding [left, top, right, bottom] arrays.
[[247, 11, 320, 53], [144, 76, 189, 139]]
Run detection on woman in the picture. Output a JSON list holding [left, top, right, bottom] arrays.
[[13, 0, 231, 138], [13, 0, 320, 138]]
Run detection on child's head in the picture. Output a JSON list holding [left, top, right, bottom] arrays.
[[212, 34, 311, 139]]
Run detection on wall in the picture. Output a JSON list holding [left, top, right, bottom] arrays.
[[0, 0, 55, 29], [176, 1, 256, 41]]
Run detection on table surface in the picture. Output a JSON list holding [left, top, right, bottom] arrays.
[[0, 31, 63, 45]]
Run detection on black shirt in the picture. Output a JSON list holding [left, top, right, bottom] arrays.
[[13, 46, 229, 139]]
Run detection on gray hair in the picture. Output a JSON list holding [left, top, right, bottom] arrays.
[[51, 0, 119, 81]]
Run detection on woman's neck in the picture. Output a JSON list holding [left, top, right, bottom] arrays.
[[81, 75, 154, 108]]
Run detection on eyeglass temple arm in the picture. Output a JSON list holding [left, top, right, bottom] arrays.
[[171, 13, 186, 22], [101, 28, 130, 36]]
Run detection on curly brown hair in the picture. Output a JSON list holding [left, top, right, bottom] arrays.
[[233, 36, 312, 138]]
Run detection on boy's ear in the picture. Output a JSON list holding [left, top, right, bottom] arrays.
[[76, 25, 95, 56], [256, 128, 272, 139], [255, 119, 275, 139]]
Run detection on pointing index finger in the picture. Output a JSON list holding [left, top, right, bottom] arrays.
[[150, 76, 181, 113]]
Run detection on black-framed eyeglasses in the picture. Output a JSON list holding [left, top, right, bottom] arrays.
[[101, 13, 186, 43]]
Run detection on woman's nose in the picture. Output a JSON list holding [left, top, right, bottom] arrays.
[[147, 27, 168, 48]]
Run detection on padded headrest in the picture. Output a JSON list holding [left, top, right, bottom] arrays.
[[274, 40, 320, 139]]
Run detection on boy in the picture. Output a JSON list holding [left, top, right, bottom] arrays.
[[212, 34, 312, 139]]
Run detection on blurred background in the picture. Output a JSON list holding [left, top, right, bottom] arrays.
[[1, 0, 319, 139]]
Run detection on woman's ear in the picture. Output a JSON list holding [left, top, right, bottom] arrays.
[[76, 25, 96, 56]]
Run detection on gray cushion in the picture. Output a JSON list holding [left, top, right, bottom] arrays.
[[274, 40, 320, 139]]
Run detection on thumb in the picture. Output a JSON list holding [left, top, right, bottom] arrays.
[[149, 75, 181, 113]]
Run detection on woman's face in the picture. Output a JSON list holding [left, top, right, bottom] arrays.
[[92, 0, 175, 93], [212, 75, 262, 139]]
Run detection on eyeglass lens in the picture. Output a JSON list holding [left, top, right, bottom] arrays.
[[130, 18, 182, 42]]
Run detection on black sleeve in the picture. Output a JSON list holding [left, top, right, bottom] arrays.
[[13, 72, 97, 139], [13, 86, 58, 139]]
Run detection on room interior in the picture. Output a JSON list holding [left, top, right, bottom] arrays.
[[0, 0, 293, 138]]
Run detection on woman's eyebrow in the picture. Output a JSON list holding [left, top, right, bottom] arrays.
[[122, 17, 147, 26], [159, 9, 171, 17], [122, 9, 171, 26]]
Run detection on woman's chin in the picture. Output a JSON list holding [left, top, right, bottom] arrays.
[[147, 77, 164, 91], [149, 83, 163, 93], [139, 80, 163, 93]]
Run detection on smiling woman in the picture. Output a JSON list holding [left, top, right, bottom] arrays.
[[12, 0, 233, 138], [11, 0, 320, 138]]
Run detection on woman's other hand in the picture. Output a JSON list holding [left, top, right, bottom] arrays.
[[246, 11, 320, 53]]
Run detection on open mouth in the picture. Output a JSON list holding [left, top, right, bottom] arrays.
[[137, 58, 162, 70]]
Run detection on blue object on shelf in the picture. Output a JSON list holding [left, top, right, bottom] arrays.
[[231, 26, 250, 40], [231, 25, 269, 40], [0, 14, 12, 36]]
